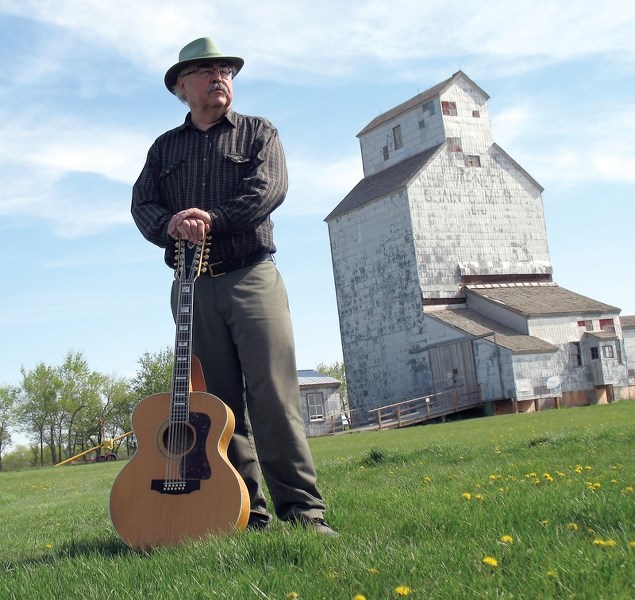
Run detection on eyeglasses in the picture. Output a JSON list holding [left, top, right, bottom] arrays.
[[182, 65, 235, 80]]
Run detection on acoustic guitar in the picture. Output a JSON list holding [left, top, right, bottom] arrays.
[[110, 236, 249, 549]]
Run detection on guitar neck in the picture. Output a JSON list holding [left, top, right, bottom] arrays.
[[171, 280, 194, 422]]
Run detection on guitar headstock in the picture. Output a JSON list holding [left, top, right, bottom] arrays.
[[174, 236, 211, 284]]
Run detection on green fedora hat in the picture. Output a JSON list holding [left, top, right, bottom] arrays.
[[164, 37, 244, 93]]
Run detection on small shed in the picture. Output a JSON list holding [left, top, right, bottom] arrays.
[[297, 370, 344, 437]]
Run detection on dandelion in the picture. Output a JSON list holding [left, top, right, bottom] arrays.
[[543, 473, 554, 482], [44, 544, 53, 549], [353, 595, 367, 600], [368, 567, 379, 574], [483, 556, 498, 568], [623, 486, 634, 494], [546, 569, 558, 578], [539, 519, 550, 526], [629, 541, 635, 549], [395, 585, 412, 596], [287, 594, 300, 599], [475, 494, 484, 501], [575, 465, 583, 474], [500, 535, 513, 544], [422, 476, 431, 484], [326, 571, 337, 580], [489, 474, 499, 480], [462, 492, 472, 500], [567, 523, 578, 531]]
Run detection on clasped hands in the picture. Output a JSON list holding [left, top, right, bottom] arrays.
[[168, 208, 212, 243]]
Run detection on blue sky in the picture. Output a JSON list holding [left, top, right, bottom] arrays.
[[1, 0, 634, 390]]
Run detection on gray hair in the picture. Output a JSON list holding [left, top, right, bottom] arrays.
[[173, 67, 191, 104]]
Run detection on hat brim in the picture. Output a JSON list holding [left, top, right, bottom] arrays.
[[164, 56, 244, 93]]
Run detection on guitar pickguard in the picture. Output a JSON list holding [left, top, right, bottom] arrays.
[[152, 411, 212, 495]]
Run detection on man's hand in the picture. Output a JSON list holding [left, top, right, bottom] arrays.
[[168, 208, 212, 243]]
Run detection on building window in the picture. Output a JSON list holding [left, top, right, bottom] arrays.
[[569, 342, 582, 367], [472, 110, 480, 118], [590, 347, 599, 360], [599, 318, 615, 333], [418, 119, 426, 129], [307, 392, 325, 421], [466, 155, 481, 167], [382, 145, 389, 160], [602, 345, 614, 359], [446, 137, 463, 152], [577, 319, 593, 331], [422, 99, 435, 115], [442, 101, 458, 116], [393, 125, 403, 149]]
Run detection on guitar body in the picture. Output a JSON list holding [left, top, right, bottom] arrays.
[[110, 389, 249, 549]]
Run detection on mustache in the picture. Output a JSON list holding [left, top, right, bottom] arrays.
[[207, 82, 229, 94]]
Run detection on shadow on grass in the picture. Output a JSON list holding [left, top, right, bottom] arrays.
[[2, 536, 134, 572]]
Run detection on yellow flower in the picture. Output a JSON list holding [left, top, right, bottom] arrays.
[[44, 544, 53, 549], [629, 541, 635, 548], [287, 594, 300, 599], [483, 556, 498, 567], [353, 595, 367, 600], [623, 486, 634, 494], [594, 539, 606, 546], [368, 567, 379, 574], [395, 585, 412, 596], [567, 523, 578, 531], [462, 492, 472, 500], [605, 539, 617, 547], [500, 535, 513, 544], [546, 569, 558, 578], [422, 476, 431, 484], [543, 473, 554, 482]]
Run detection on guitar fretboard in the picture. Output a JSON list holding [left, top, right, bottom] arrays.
[[171, 282, 193, 423]]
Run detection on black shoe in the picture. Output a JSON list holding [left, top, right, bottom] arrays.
[[247, 515, 271, 531], [290, 515, 339, 537]]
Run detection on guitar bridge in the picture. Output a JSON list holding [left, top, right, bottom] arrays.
[[151, 479, 201, 495]]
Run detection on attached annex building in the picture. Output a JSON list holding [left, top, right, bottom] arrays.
[[325, 71, 634, 422]]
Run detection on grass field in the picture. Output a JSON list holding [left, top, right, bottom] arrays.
[[1, 402, 634, 599]]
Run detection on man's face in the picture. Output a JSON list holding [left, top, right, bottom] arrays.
[[177, 61, 234, 113]]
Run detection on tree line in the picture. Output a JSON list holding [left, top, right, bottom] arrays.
[[0, 348, 173, 471], [0, 352, 346, 471]]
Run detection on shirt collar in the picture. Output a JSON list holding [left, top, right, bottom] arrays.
[[181, 109, 237, 132]]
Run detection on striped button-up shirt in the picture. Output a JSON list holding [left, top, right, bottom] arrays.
[[131, 110, 288, 266]]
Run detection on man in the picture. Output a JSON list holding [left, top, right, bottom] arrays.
[[131, 37, 336, 536]]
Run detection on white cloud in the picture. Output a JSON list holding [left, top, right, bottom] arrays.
[[282, 154, 363, 217]]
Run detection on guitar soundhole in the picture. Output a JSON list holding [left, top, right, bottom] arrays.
[[161, 423, 195, 456]]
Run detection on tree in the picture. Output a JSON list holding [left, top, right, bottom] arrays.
[[18, 362, 61, 466], [131, 347, 174, 401], [315, 360, 348, 410], [100, 374, 136, 457], [0, 385, 19, 471], [56, 350, 106, 462]]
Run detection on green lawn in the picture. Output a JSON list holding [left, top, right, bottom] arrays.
[[1, 402, 634, 599]]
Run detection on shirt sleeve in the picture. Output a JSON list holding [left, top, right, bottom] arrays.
[[209, 121, 288, 234], [130, 142, 173, 249]]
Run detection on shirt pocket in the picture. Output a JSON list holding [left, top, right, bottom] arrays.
[[222, 153, 252, 191], [159, 159, 187, 203]]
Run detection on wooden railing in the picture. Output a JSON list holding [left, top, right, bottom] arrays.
[[368, 386, 482, 430]]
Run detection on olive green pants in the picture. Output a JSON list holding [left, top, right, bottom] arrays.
[[171, 259, 326, 522]]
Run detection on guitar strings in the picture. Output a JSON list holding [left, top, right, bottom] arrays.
[[165, 239, 201, 485]]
